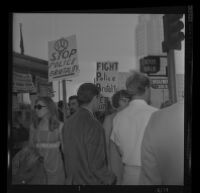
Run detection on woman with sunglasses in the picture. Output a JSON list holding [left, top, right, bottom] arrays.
[[103, 90, 131, 185], [28, 97, 65, 184]]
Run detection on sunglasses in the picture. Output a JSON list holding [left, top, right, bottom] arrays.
[[34, 104, 47, 110]]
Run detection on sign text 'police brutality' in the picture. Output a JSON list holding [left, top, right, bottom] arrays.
[[96, 62, 118, 97], [13, 72, 36, 93], [48, 35, 79, 81]]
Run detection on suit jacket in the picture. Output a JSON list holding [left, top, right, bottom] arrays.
[[62, 107, 116, 185], [139, 102, 184, 185]]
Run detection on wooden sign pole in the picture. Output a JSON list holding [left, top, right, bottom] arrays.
[[58, 80, 60, 101], [62, 79, 67, 123]]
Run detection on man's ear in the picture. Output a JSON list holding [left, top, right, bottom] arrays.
[[89, 95, 95, 106], [95, 95, 98, 101]]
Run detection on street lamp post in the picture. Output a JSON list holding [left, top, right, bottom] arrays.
[[167, 49, 177, 103], [162, 14, 184, 104]]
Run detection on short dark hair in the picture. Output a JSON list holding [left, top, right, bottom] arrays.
[[112, 90, 132, 109], [77, 83, 100, 105], [126, 71, 150, 96], [57, 100, 63, 108], [69, 95, 79, 103]]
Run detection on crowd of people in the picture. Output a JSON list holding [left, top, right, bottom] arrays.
[[11, 70, 184, 185]]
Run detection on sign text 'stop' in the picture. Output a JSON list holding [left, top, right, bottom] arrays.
[[48, 35, 79, 82]]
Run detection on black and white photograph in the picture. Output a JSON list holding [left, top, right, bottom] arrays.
[[8, 8, 192, 192]]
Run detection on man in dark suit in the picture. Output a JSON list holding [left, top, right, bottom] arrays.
[[62, 83, 116, 185], [139, 102, 184, 185]]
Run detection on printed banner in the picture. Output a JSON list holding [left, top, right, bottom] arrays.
[[48, 35, 79, 81], [13, 72, 36, 93], [96, 61, 118, 98]]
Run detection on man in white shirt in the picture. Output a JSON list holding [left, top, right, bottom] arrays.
[[139, 102, 184, 185], [110, 71, 158, 185]]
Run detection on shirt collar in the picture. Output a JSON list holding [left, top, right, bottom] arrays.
[[129, 99, 147, 106], [81, 106, 95, 118]]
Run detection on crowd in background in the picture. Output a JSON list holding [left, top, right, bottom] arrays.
[[11, 70, 185, 185]]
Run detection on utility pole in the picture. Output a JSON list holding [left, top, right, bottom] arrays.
[[162, 14, 185, 104], [62, 79, 72, 122], [167, 50, 177, 103]]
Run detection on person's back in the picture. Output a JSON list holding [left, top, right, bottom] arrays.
[[103, 113, 116, 158], [63, 107, 115, 185], [63, 83, 116, 185], [110, 71, 158, 185], [112, 99, 157, 166], [139, 102, 184, 185]]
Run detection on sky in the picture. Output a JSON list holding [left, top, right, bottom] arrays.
[[13, 13, 185, 102]]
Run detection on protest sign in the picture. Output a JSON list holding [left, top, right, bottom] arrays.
[[13, 72, 36, 93], [48, 35, 79, 81], [98, 96, 107, 112], [96, 61, 118, 98], [35, 76, 54, 97]]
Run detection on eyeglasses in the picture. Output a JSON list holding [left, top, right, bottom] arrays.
[[34, 104, 47, 110]]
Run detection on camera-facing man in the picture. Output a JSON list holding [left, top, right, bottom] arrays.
[[68, 95, 80, 115]]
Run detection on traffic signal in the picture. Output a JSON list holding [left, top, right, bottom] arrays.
[[162, 14, 185, 52]]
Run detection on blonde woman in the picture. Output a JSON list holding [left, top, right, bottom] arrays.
[[29, 97, 65, 184]]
